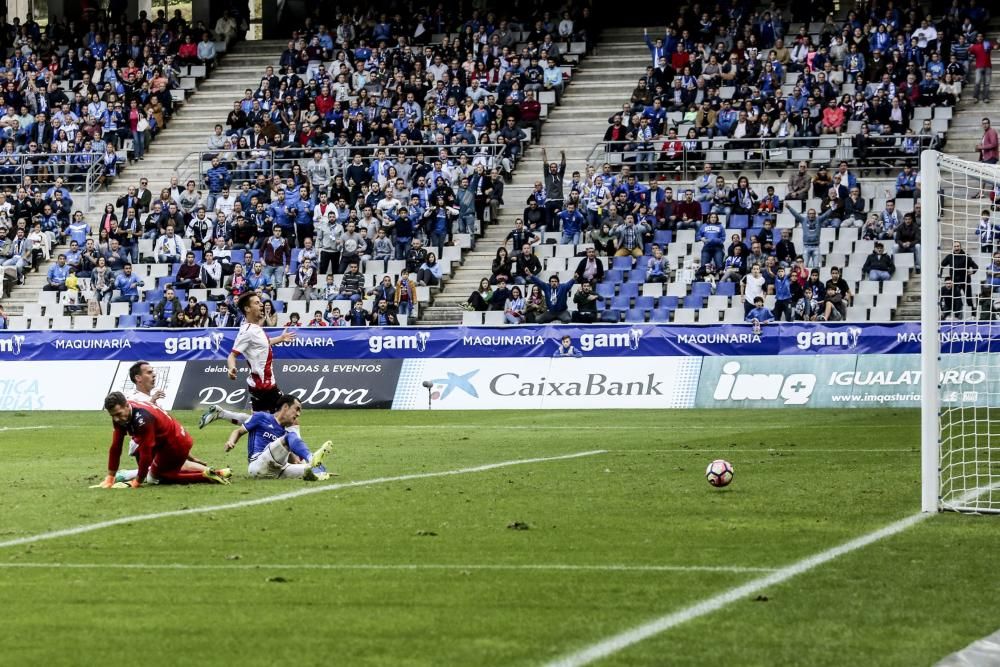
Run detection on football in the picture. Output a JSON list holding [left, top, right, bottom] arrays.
[[706, 459, 734, 487]]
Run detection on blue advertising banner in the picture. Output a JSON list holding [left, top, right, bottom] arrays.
[[0, 323, 993, 362]]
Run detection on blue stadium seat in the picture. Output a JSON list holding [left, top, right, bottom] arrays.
[[626, 269, 645, 283], [272, 300, 285, 312], [716, 282, 736, 296], [604, 269, 623, 284], [193, 251, 203, 263], [657, 296, 679, 310], [205, 301, 218, 312], [601, 309, 621, 323], [618, 283, 639, 298], [653, 230, 673, 246], [131, 302, 150, 315], [683, 294, 706, 309], [144, 289, 163, 302], [611, 295, 631, 311], [633, 256, 650, 272], [753, 214, 772, 227], [116, 315, 139, 327], [173, 289, 187, 302], [634, 296, 655, 310], [729, 214, 750, 229], [612, 256, 633, 271], [700, 201, 711, 216], [625, 308, 647, 323], [596, 283, 616, 299], [156, 276, 173, 289], [689, 282, 713, 298], [649, 309, 671, 322]]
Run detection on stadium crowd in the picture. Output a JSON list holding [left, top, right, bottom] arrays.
[[1, 0, 998, 328]]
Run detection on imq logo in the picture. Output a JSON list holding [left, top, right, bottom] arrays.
[[368, 331, 430, 353], [0, 334, 25, 355], [164, 332, 225, 355], [713, 361, 816, 405]]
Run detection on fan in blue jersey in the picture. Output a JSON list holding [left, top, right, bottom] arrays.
[[224, 394, 333, 481]]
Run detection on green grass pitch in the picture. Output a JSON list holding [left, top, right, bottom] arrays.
[[1, 408, 998, 666]]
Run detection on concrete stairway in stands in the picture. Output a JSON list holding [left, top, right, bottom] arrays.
[[2, 39, 286, 317], [418, 27, 651, 323]]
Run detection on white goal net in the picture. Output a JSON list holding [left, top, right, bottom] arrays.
[[921, 150, 1000, 513]]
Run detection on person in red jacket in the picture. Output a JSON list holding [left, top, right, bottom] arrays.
[[977, 117, 999, 164], [97, 392, 230, 488], [518, 90, 542, 140], [177, 34, 199, 65], [969, 33, 993, 103]]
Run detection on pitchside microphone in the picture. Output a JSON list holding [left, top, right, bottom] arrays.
[[421, 380, 433, 410]]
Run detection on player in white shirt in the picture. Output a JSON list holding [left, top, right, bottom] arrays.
[[199, 292, 296, 429]]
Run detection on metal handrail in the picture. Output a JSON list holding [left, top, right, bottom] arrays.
[[170, 143, 510, 189], [1, 150, 114, 210], [588, 133, 940, 178]]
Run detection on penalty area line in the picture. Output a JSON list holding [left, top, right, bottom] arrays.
[[0, 562, 778, 574], [0, 425, 52, 433], [545, 511, 932, 667], [0, 449, 607, 551]]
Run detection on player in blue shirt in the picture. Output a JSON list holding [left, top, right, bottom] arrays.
[[223, 394, 333, 480]]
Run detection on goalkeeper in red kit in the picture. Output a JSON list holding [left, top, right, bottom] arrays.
[[97, 392, 231, 488]]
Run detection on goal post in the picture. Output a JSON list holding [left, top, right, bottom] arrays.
[[921, 149, 1000, 513], [920, 148, 939, 513]]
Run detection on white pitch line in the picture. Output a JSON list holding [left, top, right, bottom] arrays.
[[0, 449, 606, 550], [544, 511, 931, 667], [0, 425, 52, 433], [934, 627, 1000, 666], [345, 424, 911, 431], [0, 562, 777, 574], [612, 449, 918, 454]]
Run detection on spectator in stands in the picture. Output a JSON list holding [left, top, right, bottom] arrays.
[[335, 262, 365, 303], [977, 118, 998, 164], [1, 226, 31, 284], [573, 246, 604, 286], [940, 276, 962, 320], [198, 33, 217, 69], [825, 267, 853, 320], [501, 286, 525, 324], [369, 299, 399, 326], [978, 211, 998, 253], [175, 252, 204, 290], [527, 269, 576, 324], [344, 300, 368, 327], [863, 242, 896, 281], [490, 247, 512, 285], [42, 253, 69, 292], [569, 280, 598, 323], [463, 278, 493, 312], [969, 33, 993, 103], [646, 246, 669, 284], [745, 296, 775, 325], [611, 215, 649, 261], [894, 213, 921, 271], [787, 202, 832, 269], [112, 263, 143, 304], [156, 225, 185, 264], [772, 266, 793, 322], [786, 162, 810, 201], [895, 165, 917, 198], [941, 241, 978, 317], [696, 212, 726, 269], [152, 287, 182, 327], [262, 226, 290, 288]]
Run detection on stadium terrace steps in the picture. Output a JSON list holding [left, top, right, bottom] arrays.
[[417, 30, 649, 324], [940, 25, 1000, 162], [1, 39, 283, 318]]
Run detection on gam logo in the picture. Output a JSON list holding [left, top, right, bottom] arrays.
[[795, 327, 862, 351], [368, 331, 430, 354], [165, 333, 225, 355], [0, 334, 25, 355], [579, 328, 643, 352]]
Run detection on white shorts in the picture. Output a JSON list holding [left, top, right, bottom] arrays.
[[247, 441, 288, 478]]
